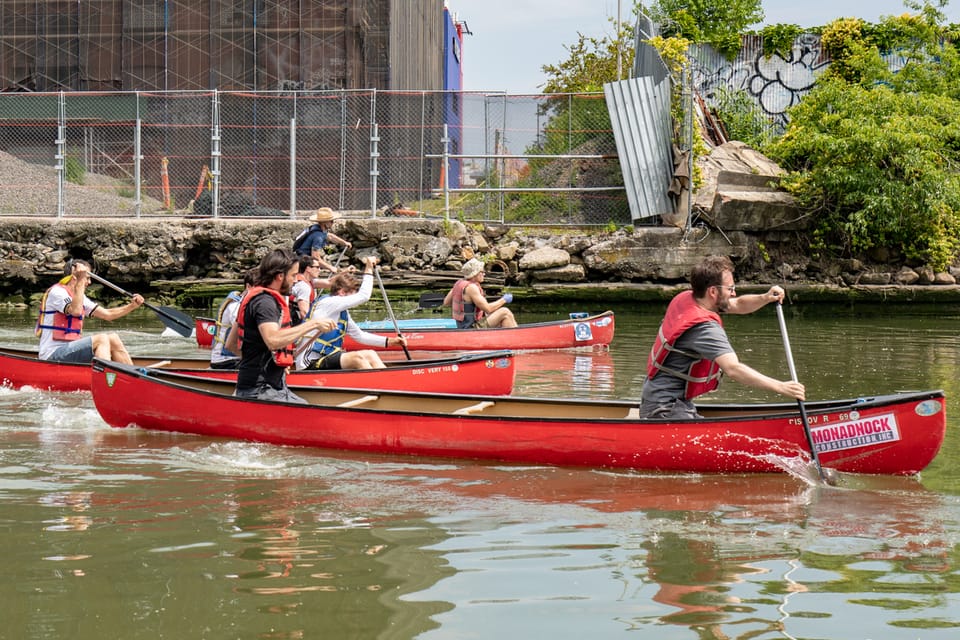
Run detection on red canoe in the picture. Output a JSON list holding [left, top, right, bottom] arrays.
[[344, 310, 615, 352], [90, 357, 945, 476], [195, 316, 216, 348], [0, 346, 516, 396], [195, 311, 615, 352]]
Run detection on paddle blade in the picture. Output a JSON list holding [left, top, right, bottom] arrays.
[[153, 304, 195, 337], [417, 292, 446, 309]]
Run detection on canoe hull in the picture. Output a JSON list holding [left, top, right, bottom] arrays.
[[197, 311, 615, 351], [0, 346, 515, 396], [344, 311, 616, 351], [90, 359, 946, 476]]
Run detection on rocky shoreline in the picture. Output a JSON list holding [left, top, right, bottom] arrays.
[[1, 216, 959, 308]]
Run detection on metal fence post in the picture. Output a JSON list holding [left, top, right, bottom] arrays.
[[55, 92, 66, 218], [210, 90, 221, 219], [441, 124, 450, 220], [289, 113, 297, 217], [134, 93, 143, 218], [369, 90, 379, 217]]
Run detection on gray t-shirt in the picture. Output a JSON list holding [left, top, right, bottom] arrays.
[[640, 320, 734, 405]]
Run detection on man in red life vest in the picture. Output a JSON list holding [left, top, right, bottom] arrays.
[[640, 255, 805, 419], [443, 258, 517, 329], [225, 248, 335, 403], [36, 259, 144, 364]]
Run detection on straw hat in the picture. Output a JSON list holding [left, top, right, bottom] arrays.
[[461, 258, 484, 279], [310, 207, 340, 223]]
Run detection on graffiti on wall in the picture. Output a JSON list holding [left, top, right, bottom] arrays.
[[689, 33, 910, 135], [690, 34, 830, 133]]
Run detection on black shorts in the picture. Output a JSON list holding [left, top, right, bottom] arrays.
[[306, 352, 342, 370]]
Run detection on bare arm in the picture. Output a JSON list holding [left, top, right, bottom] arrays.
[[327, 232, 352, 249], [224, 320, 240, 355], [465, 283, 508, 315], [91, 295, 144, 321], [715, 352, 805, 400], [259, 316, 336, 352], [725, 285, 783, 315]]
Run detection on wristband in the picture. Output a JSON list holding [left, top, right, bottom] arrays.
[[385, 336, 389, 348]]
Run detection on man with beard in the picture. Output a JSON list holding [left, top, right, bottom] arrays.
[[639, 255, 805, 419], [226, 248, 336, 403]]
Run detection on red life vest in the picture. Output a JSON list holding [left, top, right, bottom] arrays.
[[450, 279, 482, 324], [646, 290, 724, 400], [235, 287, 296, 368], [35, 282, 85, 342]]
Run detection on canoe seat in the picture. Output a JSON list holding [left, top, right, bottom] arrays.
[[454, 400, 495, 415], [626, 406, 640, 419], [338, 394, 379, 408]]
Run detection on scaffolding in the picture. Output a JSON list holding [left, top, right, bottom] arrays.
[[0, 0, 443, 93]]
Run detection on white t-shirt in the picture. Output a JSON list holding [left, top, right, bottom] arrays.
[[210, 297, 242, 365], [295, 273, 383, 369], [37, 284, 99, 360], [290, 279, 314, 319]]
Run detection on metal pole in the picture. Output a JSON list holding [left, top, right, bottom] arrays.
[[289, 116, 297, 217], [210, 90, 222, 219], [370, 122, 380, 217], [441, 123, 450, 220], [617, 0, 622, 80], [55, 92, 65, 218], [369, 91, 379, 217], [134, 112, 142, 218]]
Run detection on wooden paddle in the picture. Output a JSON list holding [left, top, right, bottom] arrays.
[[87, 272, 194, 337], [775, 302, 837, 486], [374, 266, 411, 360]]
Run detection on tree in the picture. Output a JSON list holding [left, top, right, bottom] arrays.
[[766, 2, 960, 270], [646, 0, 763, 58], [540, 17, 636, 93]]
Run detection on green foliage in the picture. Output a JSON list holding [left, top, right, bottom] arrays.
[[765, 2, 960, 270], [712, 85, 772, 149], [649, 0, 764, 58], [758, 23, 803, 57], [541, 17, 635, 93], [767, 77, 960, 270], [64, 156, 86, 185]]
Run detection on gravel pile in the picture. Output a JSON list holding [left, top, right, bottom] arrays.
[[0, 150, 165, 216]]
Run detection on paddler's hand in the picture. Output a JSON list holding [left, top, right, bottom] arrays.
[[129, 293, 145, 309], [765, 285, 785, 303], [780, 380, 805, 401], [311, 318, 336, 333], [387, 335, 407, 348]]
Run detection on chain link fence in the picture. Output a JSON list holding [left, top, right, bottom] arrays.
[[0, 90, 628, 225]]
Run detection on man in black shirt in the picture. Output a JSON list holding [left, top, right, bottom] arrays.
[[226, 248, 335, 403]]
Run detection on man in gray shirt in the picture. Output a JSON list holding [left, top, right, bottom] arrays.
[[640, 255, 805, 419]]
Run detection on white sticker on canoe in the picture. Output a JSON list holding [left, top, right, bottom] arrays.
[[574, 322, 593, 341], [809, 412, 900, 453]]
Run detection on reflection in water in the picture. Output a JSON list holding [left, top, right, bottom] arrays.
[[3, 306, 960, 638]]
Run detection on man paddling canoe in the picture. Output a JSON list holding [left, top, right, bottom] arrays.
[[443, 258, 517, 329], [640, 255, 805, 419], [225, 248, 335, 403], [36, 259, 144, 364]]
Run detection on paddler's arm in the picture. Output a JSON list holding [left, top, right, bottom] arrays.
[[258, 316, 336, 351], [725, 285, 783, 315], [715, 351, 805, 400], [224, 320, 240, 355]]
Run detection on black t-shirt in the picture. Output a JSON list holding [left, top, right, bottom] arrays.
[[237, 292, 287, 391]]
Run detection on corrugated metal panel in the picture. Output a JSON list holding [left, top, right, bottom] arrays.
[[604, 76, 674, 220]]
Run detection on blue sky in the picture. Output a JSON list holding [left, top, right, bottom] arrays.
[[455, 0, 960, 93]]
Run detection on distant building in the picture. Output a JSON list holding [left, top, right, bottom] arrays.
[[1, 0, 446, 92], [0, 0, 468, 211]]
